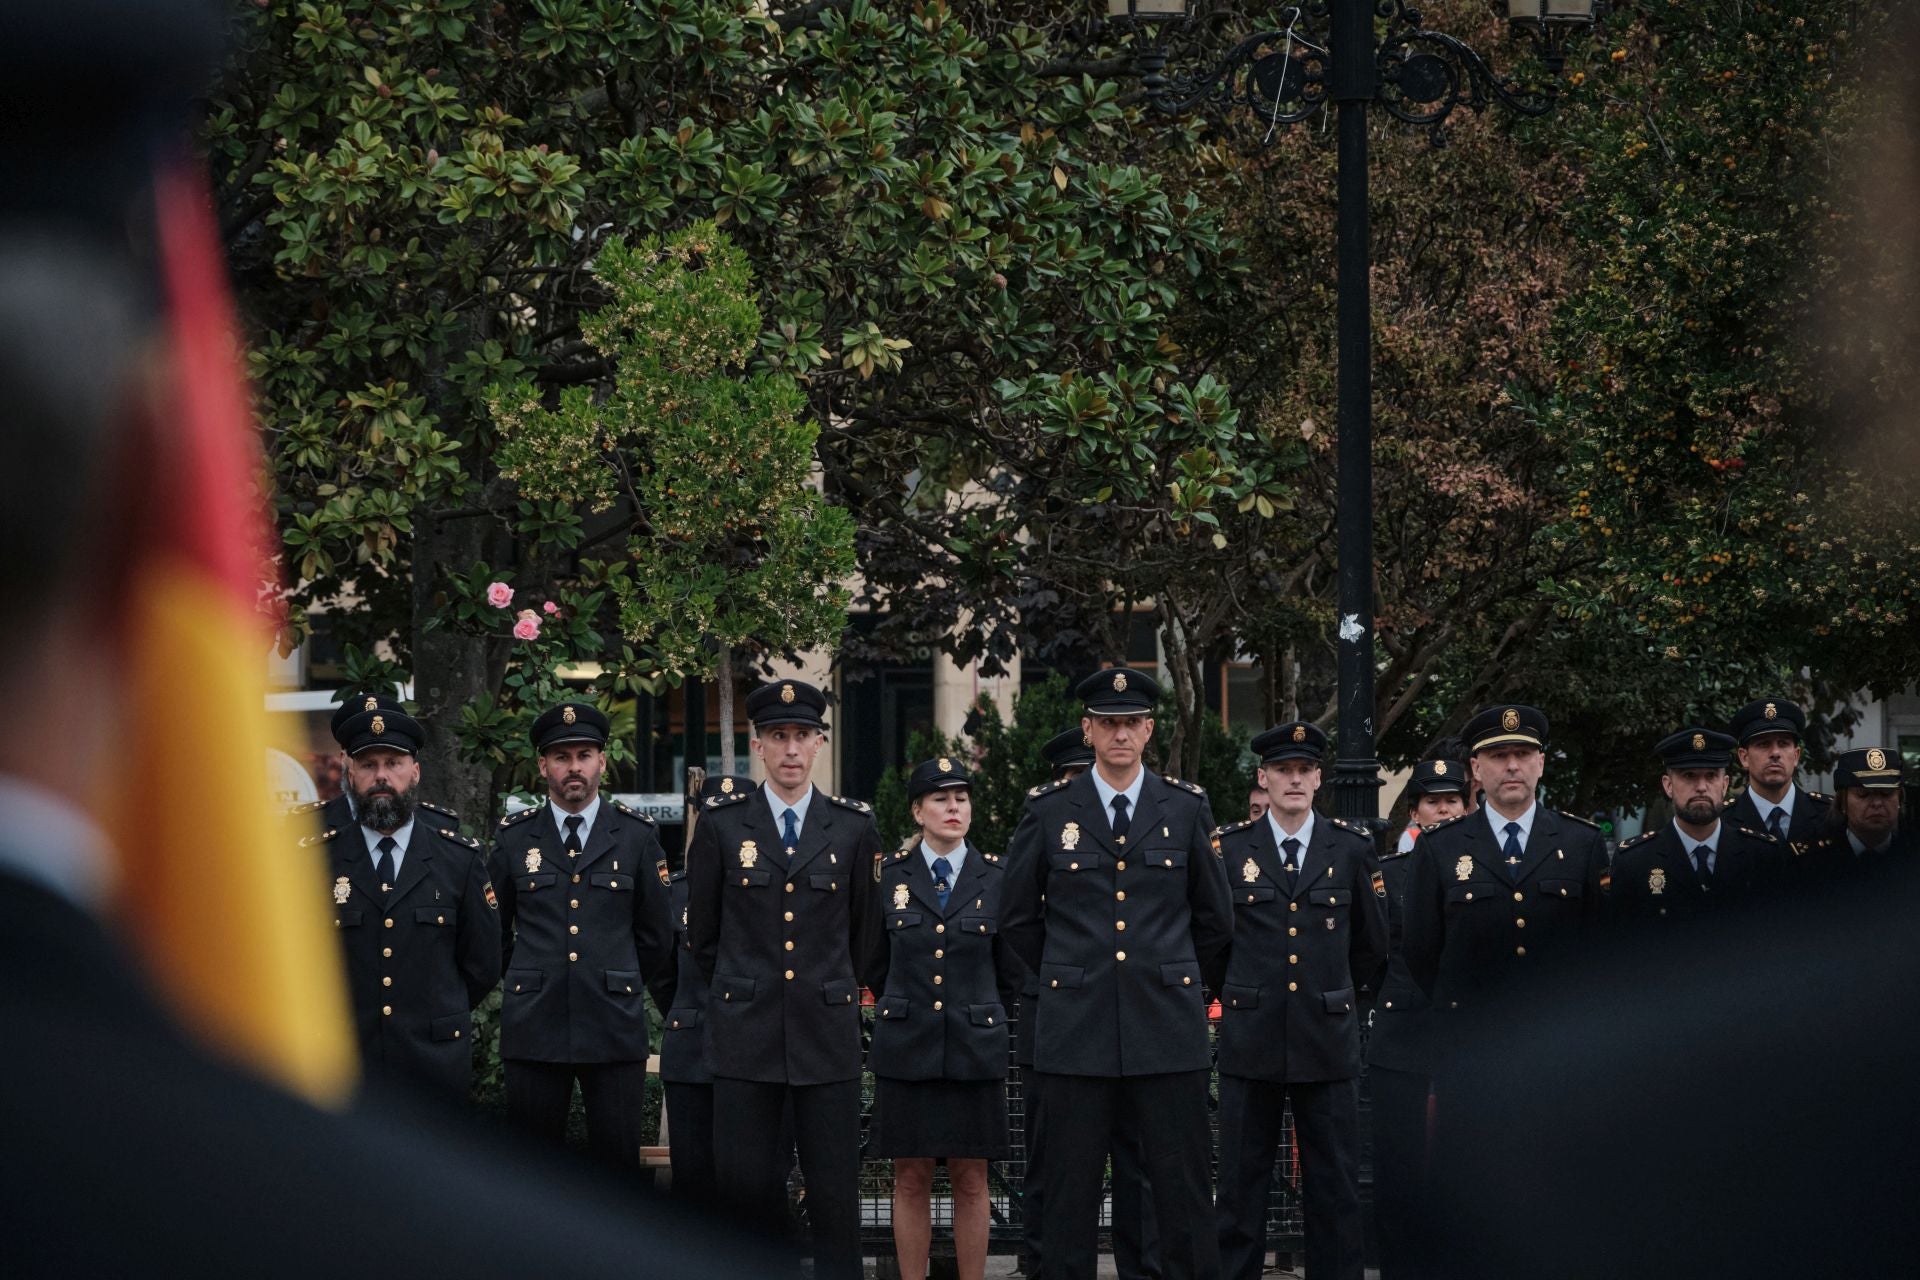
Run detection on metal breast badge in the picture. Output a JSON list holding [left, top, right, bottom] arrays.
[[1061, 822, 1081, 851], [1242, 858, 1260, 884], [525, 849, 542, 874], [739, 840, 758, 869], [1455, 855, 1473, 882], [1649, 867, 1667, 895], [893, 882, 911, 911], [333, 876, 351, 904]]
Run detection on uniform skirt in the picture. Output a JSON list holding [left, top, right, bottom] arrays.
[[867, 1077, 1010, 1160]]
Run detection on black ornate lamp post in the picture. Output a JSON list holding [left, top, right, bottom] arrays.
[[1105, 0, 1602, 824]]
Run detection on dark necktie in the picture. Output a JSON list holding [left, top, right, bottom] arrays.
[[1502, 822, 1524, 881], [1767, 809, 1786, 841], [1695, 844, 1714, 884], [374, 835, 396, 891], [782, 808, 800, 859], [1282, 836, 1302, 893], [1110, 794, 1131, 841], [563, 814, 583, 860], [933, 856, 953, 910]]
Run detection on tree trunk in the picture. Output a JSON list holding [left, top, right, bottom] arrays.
[[716, 645, 737, 776], [1159, 609, 1205, 781], [411, 503, 503, 833]]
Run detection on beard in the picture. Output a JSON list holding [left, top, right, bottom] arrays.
[[1677, 795, 1719, 825], [349, 777, 417, 831]]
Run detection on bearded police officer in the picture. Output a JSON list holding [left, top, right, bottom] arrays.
[[1724, 698, 1832, 847], [685, 680, 882, 1280], [1366, 755, 1467, 1280], [1004, 668, 1233, 1280], [1402, 704, 1606, 1013], [1609, 729, 1784, 924], [490, 701, 676, 1167], [312, 706, 501, 1102], [289, 690, 463, 832], [1211, 722, 1388, 1280]]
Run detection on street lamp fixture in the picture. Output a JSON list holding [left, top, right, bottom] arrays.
[[1100, 0, 1602, 825]]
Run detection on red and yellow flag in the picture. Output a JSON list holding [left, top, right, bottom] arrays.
[[101, 160, 355, 1105]]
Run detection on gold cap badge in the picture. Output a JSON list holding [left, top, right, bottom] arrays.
[[525, 850, 542, 874], [938, 757, 953, 772], [370, 714, 385, 734], [780, 683, 795, 704], [739, 840, 759, 869], [1434, 761, 1448, 776], [1501, 708, 1520, 733], [1867, 747, 1888, 771], [1764, 701, 1778, 720], [1291, 725, 1306, 743], [1113, 670, 1128, 692], [563, 705, 577, 724], [1692, 733, 1706, 751], [363, 695, 378, 711], [893, 882, 911, 911], [720, 776, 735, 794]]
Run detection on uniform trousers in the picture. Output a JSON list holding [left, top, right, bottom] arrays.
[[1033, 1068, 1214, 1280], [1367, 1066, 1432, 1280], [713, 1076, 862, 1280], [664, 1081, 717, 1204], [504, 1059, 646, 1169], [1215, 1075, 1363, 1280], [1020, 1069, 1164, 1279]]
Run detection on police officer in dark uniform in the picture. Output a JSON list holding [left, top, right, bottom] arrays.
[[686, 679, 882, 1280], [1609, 729, 1784, 924], [1802, 747, 1915, 868], [289, 690, 463, 832], [311, 706, 502, 1101], [1402, 704, 1606, 1013], [1211, 722, 1388, 1280], [1724, 697, 1832, 847], [1004, 668, 1234, 1280], [1366, 756, 1468, 1280], [489, 700, 676, 1167], [869, 757, 1021, 1280], [662, 774, 750, 1204]]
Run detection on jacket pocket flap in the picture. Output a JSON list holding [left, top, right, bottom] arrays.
[[886, 910, 924, 929], [429, 1013, 470, 1042], [666, 1006, 702, 1030], [1146, 848, 1188, 870], [968, 1003, 1007, 1027], [521, 872, 558, 890], [732, 867, 772, 887], [1308, 888, 1347, 907], [1223, 982, 1261, 1009], [413, 906, 456, 926], [1240, 883, 1279, 903], [877, 993, 911, 1019], [1160, 960, 1201, 988], [1538, 878, 1583, 899], [960, 914, 998, 936], [590, 872, 628, 891], [605, 969, 640, 994], [1445, 883, 1496, 905], [333, 908, 363, 927], [1049, 852, 1101, 872], [1039, 962, 1084, 990], [1322, 986, 1356, 1013], [808, 872, 842, 891], [714, 973, 757, 1002], [506, 969, 544, 994], [821, 978, 856, 1005]]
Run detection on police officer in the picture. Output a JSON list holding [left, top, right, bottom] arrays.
[[1402, 704, 1607, 1012], [1724, 697, 1832, 847], [490, 700, 675, 1166], [685, 679, 882, 1280], [289, 690, 462, 831], [1004, 668, 1233, 1280], [1803, 747, 1914, 867], [311, 706, 501, 1101], [1609, 729, 1784, 923], [1366, 755, 1467, 1280], [1211, 722, 1387, 1280], [869, 757, 1021, 1280]]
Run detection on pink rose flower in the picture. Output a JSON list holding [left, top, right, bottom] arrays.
[[486, 581, 513, 608], [542, 601, 559, 615], [512, 615, 541, 641]]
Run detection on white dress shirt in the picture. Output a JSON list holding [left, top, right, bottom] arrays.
[[359, 817, 415, 878], [1266, 809, 1317, 868], [919, 839, 967, 882], [765, 784, 814, 844], [1089, 764, 1147, 831], [550, 794, 602, 848], [1485, 802, 1539, 853], [0, 774, 114, 912]]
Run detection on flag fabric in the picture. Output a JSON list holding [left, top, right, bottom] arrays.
[[100, 158, 356, 1106]]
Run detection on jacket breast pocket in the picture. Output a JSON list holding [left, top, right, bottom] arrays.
[[1239, 883, 1278, 905], [1049, 852, 1101, 873], [590, 872, 629, 892], [1445, 883, 1499, 906], [1145, 848, 1188, 871], [1537, 878, 1584, 900], [413, 906, 456, 927], [1308, 887, 1348, 909], [522, 872, 558, 893], [960, 914, 997, 937], [731, 867, 772, 889], [333, 908, 363, 929], [807, 872, 842, 893], [887, 910, 924, 930]]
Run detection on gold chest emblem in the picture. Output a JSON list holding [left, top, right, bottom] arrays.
[[1455, 855, 1474, 882], [1242, 858, 1260, 884], [1649, 867, 1667, 895], [525, 850, 542, 874], [740, 840, 759, 870], [893, 882, 911, 911], [333, 876, 351, 904], [1061, 822, 1081, 851]]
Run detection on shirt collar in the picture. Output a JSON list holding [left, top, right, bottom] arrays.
[[919, 839, 967, 876], [1847, 829, 1892, 857], [551, 793, 602, 845], [1753, 787, 1795, 824], [1089, 764, 1146, 816], [1266, 807, 1316, 855], [1485, 802, 1538, 847], [0, 774, 115, 913], [1674, 819, 1720, 855], [765, 783, 814, 835], [360, 816, 415, 856]]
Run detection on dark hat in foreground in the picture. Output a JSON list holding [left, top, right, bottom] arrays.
[[337, 707, 424, 757], [1464, 704, 1548, 753], [1729, 697, 1807, 745], [1835, 747, 1904, 791], [700, 774, 756, 800], [745, 679, 828, 730], [1405, 758, 1468, 797], [531, 701, 609, 752], [907, 755, 972, 801], [331, 690, 406, 744], [1077, 667, 1159, 716], [1655, 727, 1736, 772], [1042, 727, 1096, 773], [1251, 721, 1328, 765]]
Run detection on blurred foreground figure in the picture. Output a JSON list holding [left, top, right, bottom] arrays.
[[1, 4, 774, 1274]]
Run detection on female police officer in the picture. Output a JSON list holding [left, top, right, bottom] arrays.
[[868, 757, 1021, 1280]]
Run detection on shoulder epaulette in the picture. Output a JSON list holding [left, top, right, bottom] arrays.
[[298, 828, 336, 848], [499, 806, 541, 828], [705, 790, 750, 809], [1722, 793, 1742, 808], [287, 798, 327, 815], [419, 800, 459, 820], [980, 851, 1002, 864], [1739, 825, 1778, 843], [439, 827, 481, 849], [1327, 816, 1371, 838], [886, 846, 915, 864], [1026, 778, 1069, 799], [827, 794, 872, 814], [1618, 831, 1655, 849], [1558, 810, 1602, 831], [1421, 812, 1471, 834], [669, 866, 687, 882], [612, 798, 656, 824], [1162, 775, 1206, 795], [1804, 789, 1831, 803], [1378, 846, 1410, 861], [1211, 819, 1255, 839]]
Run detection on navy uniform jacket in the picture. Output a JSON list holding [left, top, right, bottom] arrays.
[[1724, 784, 1831, 849], [1402, 808, 1606, 1011], [660, 871, 711, 1085], [1213, 814, 1388, 1083], [1796, 825, 1919, 876], [316, 819, 501, 1097], [1608, 821, 1783, 924], [686, 785, 884, 1085], [1364, 841, 1433, 1074], [868, 841, 1023, 1082], [1002, 770, 1233, 1077], [489, 799, 676, 1064]]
